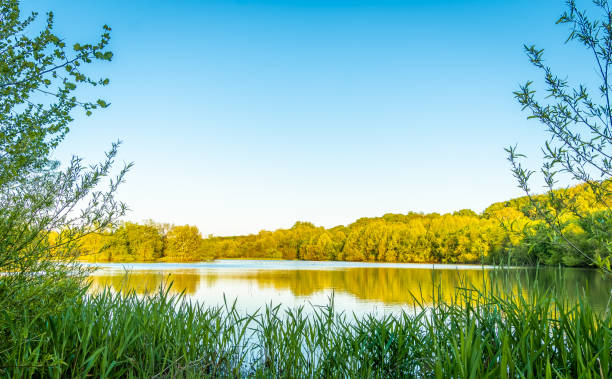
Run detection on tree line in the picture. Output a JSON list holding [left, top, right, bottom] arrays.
[[75, 181, 611, 266]]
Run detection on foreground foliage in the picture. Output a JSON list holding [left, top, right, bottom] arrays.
[[509, 0, 612, 270], [0, 0, 127, 333], [2, 275, 611, 378]]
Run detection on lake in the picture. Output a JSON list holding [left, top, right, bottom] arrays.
[[86, 259, 612, 315]]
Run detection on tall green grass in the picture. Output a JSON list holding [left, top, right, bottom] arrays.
[[1, 274, 611, 378]]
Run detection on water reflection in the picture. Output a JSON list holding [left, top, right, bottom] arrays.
[[86, 260, 612, 314]]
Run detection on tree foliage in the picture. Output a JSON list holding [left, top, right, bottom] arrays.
[[76, 181, 610, 266], [78, 223, 215, 262], [508, 0, 612, 270], [0, 0, 128, 327]]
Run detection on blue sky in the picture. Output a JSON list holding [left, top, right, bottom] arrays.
[[26, 0, 597, 235]]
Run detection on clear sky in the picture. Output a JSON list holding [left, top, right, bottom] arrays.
[[26, 0, 598, 236]]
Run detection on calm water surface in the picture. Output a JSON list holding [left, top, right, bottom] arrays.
[[85, 260, 612, 315]]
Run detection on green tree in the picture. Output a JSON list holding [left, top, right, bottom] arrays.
[[508, 0, 612, 270], [164, 225, 203, 261], [124, 222, 164, 261], [0, 0, 129, 327]]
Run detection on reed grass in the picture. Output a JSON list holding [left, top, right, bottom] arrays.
[[1, 272, 611, 378]]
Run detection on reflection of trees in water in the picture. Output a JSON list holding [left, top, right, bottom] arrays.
[[216, 268, 612, 310], [487, 268, 612, 311], [88, 270, 203, 295], [87, 267, 612, 311], [237, 269, 490, 305]]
